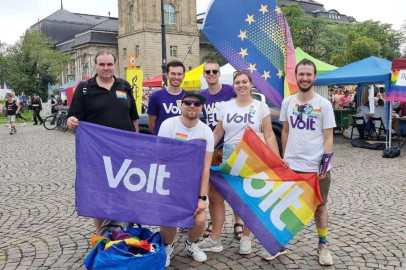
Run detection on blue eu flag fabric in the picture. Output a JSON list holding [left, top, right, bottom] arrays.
[[202, 0, 298, 108]]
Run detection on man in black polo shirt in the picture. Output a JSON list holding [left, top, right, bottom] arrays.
[[67, 50, 139, 234]]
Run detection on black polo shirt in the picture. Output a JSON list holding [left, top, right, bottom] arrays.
[[68, 76, 139, 132]]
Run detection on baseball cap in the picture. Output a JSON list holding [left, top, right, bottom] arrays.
[[182, 91, 206, 104]]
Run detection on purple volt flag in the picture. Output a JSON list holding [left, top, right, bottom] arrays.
[[202, 0, 298, 108], [75, 121, 206, 228]]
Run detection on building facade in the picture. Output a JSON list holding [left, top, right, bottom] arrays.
[[117, 0, 200, 79], [30, 8, 119, 85]]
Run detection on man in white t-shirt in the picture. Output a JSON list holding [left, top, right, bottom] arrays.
[[280, 59, 336, 266], [158, 91, 214, 267]]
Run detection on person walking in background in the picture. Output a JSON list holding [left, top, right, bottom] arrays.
[[67, 50, 139, 234], [31, 93, 43, 125], [50, 94, 58, 115], [1, 94, 20, 135], [158, 91, 213, 267], [147, 60, 186, 135], [280, 59, 336, 266]]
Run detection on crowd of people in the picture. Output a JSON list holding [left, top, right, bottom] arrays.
[[66, 50, 336, 267]]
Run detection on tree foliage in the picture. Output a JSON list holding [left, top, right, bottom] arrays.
[[4, 31, 68, 98], [281, 4, 403, 67]]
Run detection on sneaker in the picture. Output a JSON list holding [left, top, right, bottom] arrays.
[[165, 243, 175, 267], [239, 236, 252, 255], [317, 244, 333, 266], [33, 123, 38, 125], [4, 124, 10, 128], [21, 123, 26, 126], [198, 237, 224, 252], [185, 241, 207, 262], [261, 247, 287, 261]]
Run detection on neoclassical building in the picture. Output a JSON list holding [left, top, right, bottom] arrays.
[[117, 0, 200, 79]]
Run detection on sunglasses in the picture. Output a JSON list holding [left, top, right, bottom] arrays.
[[297, 105, 305, 121], [183, 100, 202, 107], [204, 69, 219, 75]]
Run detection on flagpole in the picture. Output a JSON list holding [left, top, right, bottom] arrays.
[[161, 0, 167, 87]]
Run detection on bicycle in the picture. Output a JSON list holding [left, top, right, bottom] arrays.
[[43, 106, 69, 132]]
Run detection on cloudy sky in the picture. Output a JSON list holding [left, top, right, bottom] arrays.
[[0, 0, 404, 45]]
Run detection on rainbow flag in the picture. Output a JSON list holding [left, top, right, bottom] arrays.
[[387, 58, 406, 102], [202, 0, 298, 108], [210, 128, 321, 255]]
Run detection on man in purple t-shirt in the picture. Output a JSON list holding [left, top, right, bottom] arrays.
[[200, 61, 236, 151], [147, 60, 186, 135]]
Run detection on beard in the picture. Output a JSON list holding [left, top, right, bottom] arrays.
[[298, 81, 314, 92], [182, 111, 200, 121]]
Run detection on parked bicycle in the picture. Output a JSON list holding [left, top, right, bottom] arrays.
[[43, 106, 69, 132]]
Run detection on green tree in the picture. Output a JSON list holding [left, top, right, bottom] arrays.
[[0, 42, 7, 87], [5, 31, 68, 98]]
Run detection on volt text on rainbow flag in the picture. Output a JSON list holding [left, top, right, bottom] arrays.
[[210, 128, 322, 255]]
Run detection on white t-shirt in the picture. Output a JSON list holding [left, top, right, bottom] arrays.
[[218, 99, 270, 146], [158, 116, 214, 152], [280, 94, 336, 172]]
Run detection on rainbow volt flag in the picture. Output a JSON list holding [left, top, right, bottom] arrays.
[[210, 128, 322, 255], [202, 0, 298, 108], [386, 58, 406, 102]]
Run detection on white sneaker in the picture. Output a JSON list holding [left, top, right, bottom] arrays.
[[185, 240, 207, 262], [21, 123, 26, 126], [239, 236, 252, 255], [198, 237, 224, 252], [261, 247, 287, 260], [4, 124, 10, 128], [317, 244, 333, 266], [165, 243, 175, 267]]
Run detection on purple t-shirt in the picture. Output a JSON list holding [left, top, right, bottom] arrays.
[[147, 88, 186, 135], [201, 84, 235, 147]]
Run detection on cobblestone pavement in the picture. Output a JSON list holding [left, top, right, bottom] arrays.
[[1, 124, 405, 270]]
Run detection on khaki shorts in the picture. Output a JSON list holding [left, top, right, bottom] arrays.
[[319, 171, 331, 206], [294, 170, 331, 206], [7, 115, 16, 123]]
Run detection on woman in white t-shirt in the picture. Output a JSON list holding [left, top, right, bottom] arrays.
[[200, 70, 281, 258]]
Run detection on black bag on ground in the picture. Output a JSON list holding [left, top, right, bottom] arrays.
[[351, 139, 386, 150], [382, 146, 400, 158]]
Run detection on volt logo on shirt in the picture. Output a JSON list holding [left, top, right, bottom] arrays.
[[163, 102, 181, 114], [116, 91, 127, 99], [290, 116, 316, 130], [226, 113, 254, 124]]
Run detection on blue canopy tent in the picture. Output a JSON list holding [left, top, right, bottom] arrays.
[[314, 56, 392, 144]]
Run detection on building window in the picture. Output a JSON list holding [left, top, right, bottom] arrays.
[[164, 4, 176, 25], [135, 45, 140, 57], [170, 46, 177, 57], [130, 5, 135, 27], [123, 48, 127, 61], [189, 66, 192, 71]]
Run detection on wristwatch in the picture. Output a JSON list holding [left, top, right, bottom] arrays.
[[198, 195, 207, 201]]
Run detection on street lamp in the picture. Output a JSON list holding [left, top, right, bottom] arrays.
[[161, 0, 167, 87]]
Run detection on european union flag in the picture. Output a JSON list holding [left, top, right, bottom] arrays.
[[202, 0, 298, 108]]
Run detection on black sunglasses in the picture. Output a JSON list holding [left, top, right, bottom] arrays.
[[183, 100, 202, 107], [297, 105, 305, 121], [204, 69, 219, 75]]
